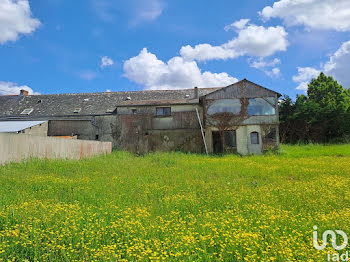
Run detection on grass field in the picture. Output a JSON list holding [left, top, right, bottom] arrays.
[[0, 144, 349, 261]]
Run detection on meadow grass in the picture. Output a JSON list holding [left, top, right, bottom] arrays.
[[0, 144, 349, 261]]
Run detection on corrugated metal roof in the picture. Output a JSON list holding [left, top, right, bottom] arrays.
[[0, 121, 47, 133]]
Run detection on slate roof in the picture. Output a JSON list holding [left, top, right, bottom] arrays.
[[0, 121, 47, 133], [118, 99, 199, 106], [0, 96, 23, 115], [0, 88, 219, 118], [0, 80, 281, 119]]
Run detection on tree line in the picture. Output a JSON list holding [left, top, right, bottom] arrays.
[[279, 73, 350, 143]]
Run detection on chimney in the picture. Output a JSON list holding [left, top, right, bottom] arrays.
[[20, 89, 29, 96], [194, 86, 198, 99]]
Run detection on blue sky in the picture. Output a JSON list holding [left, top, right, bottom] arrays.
[[0, 0, 350, 98]]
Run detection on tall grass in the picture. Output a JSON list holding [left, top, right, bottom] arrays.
[[0, 145, 349, 261]]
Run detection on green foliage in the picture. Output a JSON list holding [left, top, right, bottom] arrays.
[[0, 146, 350, 261], [280, 73, 350, 143]]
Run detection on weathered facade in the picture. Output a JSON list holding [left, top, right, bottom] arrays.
[[0, 80, 281, 155], [0, 121, 48, 136]]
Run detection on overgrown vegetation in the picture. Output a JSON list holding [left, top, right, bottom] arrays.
[[0, 145, 349, 261], [279, 73, 350, 143]]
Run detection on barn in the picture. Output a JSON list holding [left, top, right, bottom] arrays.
[[0, 79, 281, 155]]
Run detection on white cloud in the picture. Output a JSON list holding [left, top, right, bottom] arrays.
[[0, 0, 40, 44], [249, 58, 281, 70], [293, 67, 321, 91], [324, 40, 350, 89], [180, 44, 238, 62], [293, 40, 350, 91], [180, 21, 288, 62], [224, 18, 250, 31], [248, 58, 281, 78], [260, 0, 350, 31], [293, 67, 321, 83], [123, 48, 238, 90], [134, 0, 163, 24], [266, 68, 281, 78], [0, 81, 38, 95], [100, 56, 114, 68]]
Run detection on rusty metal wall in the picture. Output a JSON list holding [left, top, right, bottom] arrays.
[[0, 133, 112, 165]]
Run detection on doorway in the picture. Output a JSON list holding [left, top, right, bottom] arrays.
[[212, 131, 223, 154]]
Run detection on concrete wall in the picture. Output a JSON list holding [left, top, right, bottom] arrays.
[[94, 104, 204, 154], [22, 121, 48, 136], [204, 124, 278, 155], [48, 120, 98, 140], [44, 104, 204, 154], [0, 133, 112, 165]]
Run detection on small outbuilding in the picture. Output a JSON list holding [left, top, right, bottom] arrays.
[[0, 121, 48, 136]]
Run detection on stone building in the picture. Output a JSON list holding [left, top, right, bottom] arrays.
[[0, 79, 281, 155]]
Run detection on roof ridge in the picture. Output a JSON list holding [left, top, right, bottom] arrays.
[[22, 87, 222, 96]]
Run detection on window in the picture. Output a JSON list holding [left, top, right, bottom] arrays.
[[132, 109, 137, 114], [247, 98, 275, 116], [250, 132, 259, 144], [95, 135, 99, 140], [106, 108, 117, 114], [156, 107, 171, 116], [266, 128, 276, 140], [20, 108, 33, 115], [207, 99, 241, 115], [224, 131, 236, 148]]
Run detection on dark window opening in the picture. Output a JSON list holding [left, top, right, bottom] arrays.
[[156, 107, 171, 116], [95, 135, 99, 140], [250, 132, 259, 144], [266, 128, 276, 140], [263, 127, 277, 150], [212, 131, 222, 154], [212, 131, 237, 154], [132, 109, 137, 114], [224, 131, 236, 148]]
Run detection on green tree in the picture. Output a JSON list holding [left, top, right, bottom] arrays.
[[279, 73, 350, 143], [306, 73, 349, 141]]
